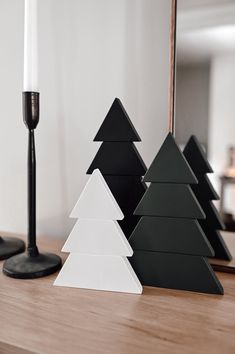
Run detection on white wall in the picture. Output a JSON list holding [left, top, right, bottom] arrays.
[[175, 64, 210, 147], [0, 0, 171, 238]]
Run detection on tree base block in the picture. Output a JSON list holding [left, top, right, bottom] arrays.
[[130, 250, 224, 295], [3, 252, 62, 279], [0, 237, 25, 260]]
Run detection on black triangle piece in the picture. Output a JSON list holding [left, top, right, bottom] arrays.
[[200, 225, 232, 261], [87, 142, 147, 176], [134, 183, 205, 219], [104, 176, 147, 214], [144, 133, 198, 184], [129, 216, 214, 257], [183, 135, 213, 175], [130, 251, 223, 294], [103, 176, 147, 238], [199, 201, 225, 230], [191, 174, 219, 202], [94, 98, 141, 142], [118, 215, 142, 239]]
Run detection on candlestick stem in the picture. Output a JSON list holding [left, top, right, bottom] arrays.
[[28, 129, 38, 256]]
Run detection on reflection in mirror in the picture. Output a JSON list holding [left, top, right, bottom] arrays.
[[176, 0, 235, 232]]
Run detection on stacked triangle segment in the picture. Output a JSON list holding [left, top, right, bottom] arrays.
[[54, 169, 142, 294], [129, 133, 223, 294], [130, 216, 214, 257], [144, 133, 198, 184], [87, 142, 146, 176], [70, 169, 124, 220], [94, 98, 141, 142], [184, 135, 232, 261], [87, 98, 147, 238]]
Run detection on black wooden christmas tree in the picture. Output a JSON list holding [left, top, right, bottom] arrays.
[[87, 98, 147, 237], [183, 135, 232, 261], [129, 133, 223, 294]]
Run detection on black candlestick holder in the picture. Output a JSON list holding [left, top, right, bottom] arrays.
[[3, 92, 62, 278]]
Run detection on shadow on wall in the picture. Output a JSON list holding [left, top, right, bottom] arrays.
[[0, 0, 170, 239]]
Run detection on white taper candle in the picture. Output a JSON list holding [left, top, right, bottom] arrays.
[[23, 0, 38, 92]]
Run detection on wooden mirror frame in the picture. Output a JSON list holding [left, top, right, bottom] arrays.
[[170, 0, 235, 274]]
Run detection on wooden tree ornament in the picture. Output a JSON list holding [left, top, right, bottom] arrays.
[[129, 133, 224, 295], [128, 0, 221, 294], [54, 169, 142, 294], [87, 98, 147, 238], [183, 135, 232, 261]]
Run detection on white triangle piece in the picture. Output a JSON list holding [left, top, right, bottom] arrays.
[[62, 219, 133, 256], [70, 169, 124, 220], [54, 254, 143, 294]]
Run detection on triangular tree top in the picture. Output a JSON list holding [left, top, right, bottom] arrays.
[[70, 169, 124, 220], [183, 135, 213, 175], [94, 98, 141, 142], [144, 133, 198, 184]]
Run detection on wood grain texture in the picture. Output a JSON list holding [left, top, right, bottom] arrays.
[[0, 232, 235, 354]]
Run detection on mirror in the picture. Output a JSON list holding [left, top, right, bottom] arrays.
[[175, 0, 235, 271]]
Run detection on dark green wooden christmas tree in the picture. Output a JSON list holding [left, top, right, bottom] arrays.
[[183, 135, 232, 261], [129, 133, 223, 294], [87, 98, 147, 237]]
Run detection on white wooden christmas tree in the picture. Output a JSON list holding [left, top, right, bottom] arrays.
[[54, 169, 142, 294]]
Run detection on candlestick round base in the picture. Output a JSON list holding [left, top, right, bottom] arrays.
[[0, 237, 25, 260], [3, 252, 62, 279]]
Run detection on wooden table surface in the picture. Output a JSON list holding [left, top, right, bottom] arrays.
[[0, 233, 235, 354]]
